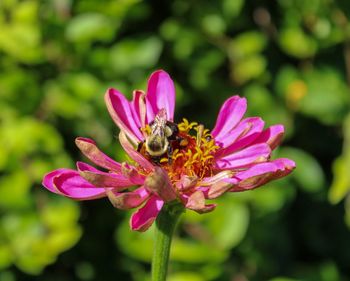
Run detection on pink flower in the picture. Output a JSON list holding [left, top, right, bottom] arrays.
[[42, 70, 295, 232]]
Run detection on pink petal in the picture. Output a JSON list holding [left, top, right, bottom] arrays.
[[217, 117, 265, 155], [119, 131, 154, 171], [214, 119, 251, 149], [146, 70, 176, 122], [252, 124, 285, 150], [77, 162, 141, 188], [230, 158, 296, 191], [106, 186, 150, 210], [130, 195, 164, 232], [131, 90, 147, 130], [75, 137, 122, 172], [215, 143, 271, 170], [105, 88, 144, 145], [42, 168, 71, 194], [43, 169, 108, 200], [211, 96, 247, 143]]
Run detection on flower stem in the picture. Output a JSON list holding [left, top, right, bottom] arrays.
[[151, 201, 184, 281]]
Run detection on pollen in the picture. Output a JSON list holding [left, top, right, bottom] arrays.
[[138, 118, 219, 185], [161, 120, 219, 182]]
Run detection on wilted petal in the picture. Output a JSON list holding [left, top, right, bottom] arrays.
[[130, 196, 164, 232], [215, 143, 271, 170], [105, 88, 143, 145], [106, 187, 150, 210], [43, 169, 108, 200], [200, 171, 237, 199], [144, 167, 177, 202], [121, 162, 147, 184], [185, 191, 216, 213], [211, 96, 247, 142], [77, 162, 140, 188], [119, 131, 154, 171], [218, 117, 265, 155], [230, 158, 296, 191], [75, 137, 122, 172], [207, 180, 237, 199], [252, 124, 284, 150], [201, 170, 234, 185], [146, 70, 176, 122], [175, 175, 198, 191]]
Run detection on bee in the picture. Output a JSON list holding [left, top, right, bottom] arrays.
[[138, 109, 182, 164]]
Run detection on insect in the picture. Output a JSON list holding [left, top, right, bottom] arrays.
[[138, 109, 185, 164]]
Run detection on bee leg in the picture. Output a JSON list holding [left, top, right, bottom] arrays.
[[167, 144, 173, 165], [151, 156, 162, 166], [137, 141, 144, 152]]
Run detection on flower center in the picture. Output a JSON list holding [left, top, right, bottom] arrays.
[[139, 118, 219, 182]]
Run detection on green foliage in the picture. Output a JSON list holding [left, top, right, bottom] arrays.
[[0, 0, 350, 280]]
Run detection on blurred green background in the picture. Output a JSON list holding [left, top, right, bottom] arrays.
[[1, 0, 350, 280]]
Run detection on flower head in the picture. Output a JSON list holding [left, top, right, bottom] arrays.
[[43, 70, 295, 231]]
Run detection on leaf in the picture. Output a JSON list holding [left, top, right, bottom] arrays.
[[329, 156, 350, 204], [222, 0, 244, 19], [278, 147, 325, 192], [0, 172, 31, 209], [279, 27, 317, 58], [65, 13, 117, 43], [201, 14, 226, 36], [232, 55, 267, 83], [202, 200, 249, 250], [109, 36, 163, 75], [230, 31, 267, 58]]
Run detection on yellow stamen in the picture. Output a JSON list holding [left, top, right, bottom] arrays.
[[138, 119, 219, 185]]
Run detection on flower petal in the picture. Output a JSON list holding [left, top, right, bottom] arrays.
[[106, 186, 150, 210], [75, 137, 122, 172], [201, 170, 234, 186], [144, 167, 177, 202], [185, 191, 216, 213], [130, 196, 164, 232], [230, 158, 296, 191], [105, 88, 143, 145], [215, 143, 271, 170], [175, 175, 198, 191], [42, 168, 71, 194], [146, 70, 176, 122], [43, 169, 108, 200], [121, 162, 147, 184], [217, 117, 265, 155], [77, 162, 139, 188], [252, 124, 285, 150], [200, 171, 236, 199], [214, 119, 251, 149], [119, 131, 154, 171], [207, 180, 236, 199], [211, 96, 247, 143], [131, 90, 147, 130]]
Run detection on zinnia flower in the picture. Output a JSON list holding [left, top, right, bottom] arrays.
[[43, 70, 295, 231]]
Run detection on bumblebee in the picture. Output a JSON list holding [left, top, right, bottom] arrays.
[[138, 109, 182, 164]]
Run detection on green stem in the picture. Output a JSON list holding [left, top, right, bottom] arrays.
[[151, 201, 184, 281]]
